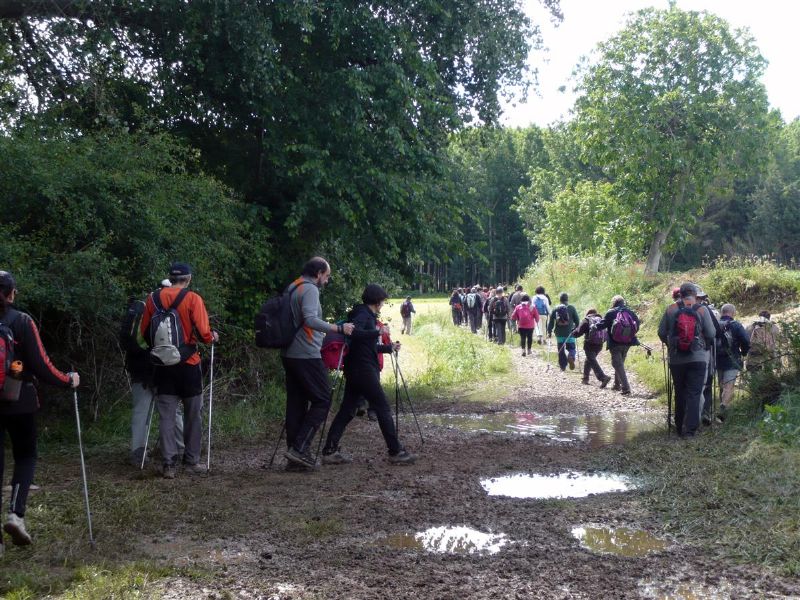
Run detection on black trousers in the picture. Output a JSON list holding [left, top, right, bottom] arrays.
[[494, 319, 507, 345], [670, 361, 707, 436], [0, 412, 37, 517], [282, 357, 332, 453], [325, 367, 401, 454], [583, 346, 607, 380], [519, 328, 533, 351]]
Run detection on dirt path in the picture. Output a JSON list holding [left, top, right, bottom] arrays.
[[76, 347, 798, 599]]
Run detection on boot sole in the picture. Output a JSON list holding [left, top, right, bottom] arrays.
[[4, 522, 32, 546], [284, 451, 317, 469]]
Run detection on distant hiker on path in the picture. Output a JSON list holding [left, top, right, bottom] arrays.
[[491, 287, 510, 345], [715, 303, 749, 422], [571, 308, 612, 388], [548, 293, 580, 371], [400, 296, 416, 335], [140, 263, 218, 479], [449, 289, 463, 327], [280, 258, 354, 470], [599, 295, 640, 396], [746, 310, 781, 373], [466, 286, 483, 334], [322, 284, 416, 465], [0, 271, 79, 550], [533, 286, 551, 344]]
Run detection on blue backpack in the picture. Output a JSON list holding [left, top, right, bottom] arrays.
[[534, 296, 548, 316]]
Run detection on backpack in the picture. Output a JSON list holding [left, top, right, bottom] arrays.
[[749, 321, 776, 356], [400, 302, 411, 318], [534, 296, 548, 316], [672, 305, 703, 353], [0, 311, 22, 401], [493, 298, 509, 319], [148, 288, 194, 366], [716, 320, 734, 355], [120, 299, 147, 355], [254, 282, 304, 349], [555, 305, 570, 327], [586, 314, 607, 346], [610, 308, 638, 344], [321, 332, 348, 370], [466, 293, 477, 309]]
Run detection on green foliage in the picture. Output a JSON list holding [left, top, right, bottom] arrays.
[[698, 256, 800, 310], [760, 400, 800, 446]]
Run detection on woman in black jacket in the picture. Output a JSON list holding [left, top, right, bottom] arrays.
[[0, 271, 79, 553], [322, 284, 416, 465]]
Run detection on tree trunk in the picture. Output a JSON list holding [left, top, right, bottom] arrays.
[[644, 230, 669, 275]]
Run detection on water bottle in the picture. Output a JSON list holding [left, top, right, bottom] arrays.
[[1, 360, 23, 401]]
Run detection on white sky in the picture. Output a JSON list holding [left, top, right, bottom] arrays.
[[501, 0, 800, 127]]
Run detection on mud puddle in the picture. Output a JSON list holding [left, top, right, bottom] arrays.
[[423, 411, 661, 446], [380, 526, 510, 555], [572, 524, 668, 557], [481, 471, 634, 499], [639, 578, 735, 599]]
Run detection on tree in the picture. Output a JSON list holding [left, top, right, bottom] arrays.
[[573, 4, 770, 274]]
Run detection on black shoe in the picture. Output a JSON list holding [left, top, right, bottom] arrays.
[[600, 376, 612, 389], [611, 385, 621, 391], [620, 389, 632, 396], [581, 378, 590, 385], [367, 410, 378, 422], [701, 414, 712, 426], [284, 448, 317, 469], [388, 449, 417, 465], [568, 357, 575, 370]]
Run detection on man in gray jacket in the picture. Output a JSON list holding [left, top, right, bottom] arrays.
[[658, 283, 716, 438], [282, 257, 354, 469]]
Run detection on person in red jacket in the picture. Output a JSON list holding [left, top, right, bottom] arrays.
[[510, 294, 539, 356], [140, 263, 218, 479], [0, 271, 79, 552]]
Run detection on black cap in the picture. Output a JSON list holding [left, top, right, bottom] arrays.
[[559, 292, 569, 302], [169, 262, 192, 277], [679, 283, 698, 298], [0, 271, 16, 293]]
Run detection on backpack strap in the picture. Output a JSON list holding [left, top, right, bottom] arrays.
[[170, 288, 190, 312], [0, 308, 21, 328]]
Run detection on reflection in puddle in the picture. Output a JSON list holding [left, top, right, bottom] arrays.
[[572, 525, 668, 557], [383, 526, 509, 555], [423, 412, 660, 446], [481, 471, 634, 499]]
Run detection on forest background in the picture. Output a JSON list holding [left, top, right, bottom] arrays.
[[0, 0, 799, 417]]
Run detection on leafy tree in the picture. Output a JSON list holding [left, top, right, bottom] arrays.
[[572, 4, 770, 274]]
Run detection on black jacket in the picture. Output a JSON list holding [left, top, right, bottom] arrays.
[[344, 304, 393, 375]]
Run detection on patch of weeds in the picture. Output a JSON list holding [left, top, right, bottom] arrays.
[[58, 564, 174, 600], [303, 516, 344, 538]]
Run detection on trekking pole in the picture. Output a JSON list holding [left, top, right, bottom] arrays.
[[394, 346, 401, 434], [662, 346, 672, 437], [140, 396, 155, 471], [392, 351, 424, 445], [72, 379, 96, 549], [267, 422, 286, 468], [315, 343, 347, 461], [206, 343, 215, 471]]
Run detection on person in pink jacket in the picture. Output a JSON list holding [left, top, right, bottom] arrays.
[[511, 294, 540, 356]]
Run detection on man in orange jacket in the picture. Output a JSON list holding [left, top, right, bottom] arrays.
[[140, 262, 218, 479]]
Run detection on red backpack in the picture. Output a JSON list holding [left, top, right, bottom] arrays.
[[673, 305, 702, 353], [0, 311, 21, 400]]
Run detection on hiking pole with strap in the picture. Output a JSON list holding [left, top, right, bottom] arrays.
[[394, 345, 401, 434], [140, 396, 155, 471], [72, 380, 96, 549], [391, 350, 424, 445], [206, 342, 215, 471]]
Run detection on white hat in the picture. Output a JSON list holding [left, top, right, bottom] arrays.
[[160, 279, 172, 288]]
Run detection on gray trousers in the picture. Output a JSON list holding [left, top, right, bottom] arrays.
[[158, 394, 201, 466], [402, 316, 413, 335], [610, 345, 631, 392], [131, 382, 184, 453]]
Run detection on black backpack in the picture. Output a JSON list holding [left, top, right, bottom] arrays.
[[120, 298, 147, 355], [555, 304, 570, 327], [493, 298, 509, 319], [254, 282, 304, 349]]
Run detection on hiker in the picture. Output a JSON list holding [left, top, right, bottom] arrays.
[[547, 293, 580, 371], [746, 311, 781, 373], [571, 308, 612, 387], [466, 286, 483, 334], [122, 280, 185, 467], [484, 288, 497, 342], [533, 287, 551, 344], [658, 283, 716, 438], [278, 258, 355, 470], [510, 294, 539, 356], [322, 284, 416, 465], [449, 289, 463, 326], [598, 295, 640, 396], [140, 263, 218, 478], [715, 304, 749, 422], [491, 287, 510, 345], [508, 285, 524, 334], [400, 296, 415, 335], [477, 287, 488, 330], [0, 271, 79, 550]]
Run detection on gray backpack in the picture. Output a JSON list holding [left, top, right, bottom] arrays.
[[148, 289, 194, 366]]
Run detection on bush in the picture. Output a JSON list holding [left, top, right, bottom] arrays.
[[699, 255, 800, 313]]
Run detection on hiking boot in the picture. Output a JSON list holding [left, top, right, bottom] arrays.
[[521, 350, 526, 357], [184, 463, 208, 476], [600, 376, 612, 389], [322, 449, 353, 465], [620, 389, 632, 396], [581, 378, 590, 385], [716, 405, 728, 423], [129, 446, 147, 467], [611, 384, 621, 391], [284, 447, 317, 469], [162, 465, 177, 479], [388, 449, 417, 465], [4, 513, 32, 546], [568, 357, 575, 370], [701, 413, 712, 426], [367, 409, 378, 422]]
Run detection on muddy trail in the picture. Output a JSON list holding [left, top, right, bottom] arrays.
[[44, 347, 799, 599]]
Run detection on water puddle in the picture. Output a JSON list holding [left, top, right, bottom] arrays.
[[381, 526, 509, 555], [572, 524, 668, 557], [481, 471, 634, 499], [639, 579, 734, 599], [423, 412, 660, 446]]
